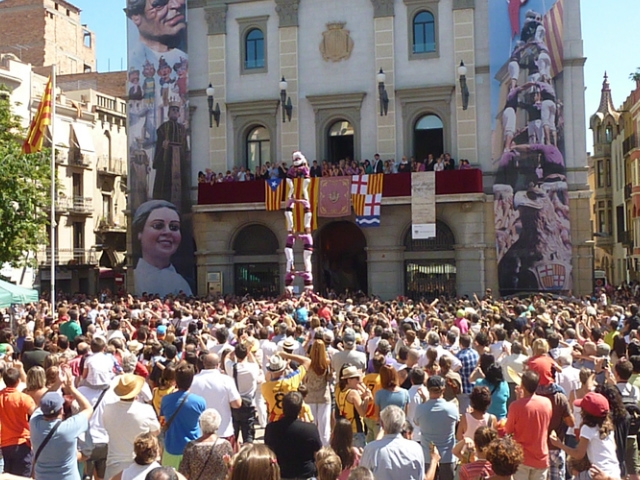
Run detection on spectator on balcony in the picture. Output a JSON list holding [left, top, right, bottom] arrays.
[[397, 156, 411, 173], [197, 171, 206, 183], [444, 153, 456, 170], [310, 160, 322, 177], [215, 172, 224, 183], [363, 159, 373, 174], [459, 159, 472, 170], [132, 200, 192, 297], [237, 167, 247, 182], [425, 154, 435, 171], [434, 156, 446, 172], [373, 153, 384, 174], [223, 171, 235, 182]]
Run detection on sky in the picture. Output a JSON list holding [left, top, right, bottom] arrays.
[[72, 0, 638, 154]]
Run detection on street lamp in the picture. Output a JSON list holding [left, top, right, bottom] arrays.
[[458, 60, 469, 110], [377, 68, 389, 116], [206, 83, 221, 128], [279, 77, 292, 123]]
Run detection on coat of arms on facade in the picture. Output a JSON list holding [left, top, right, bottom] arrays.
[[320, 22, 354, 62]]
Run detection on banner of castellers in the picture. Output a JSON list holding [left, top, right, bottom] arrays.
[[126, 0, 195, 297], [491, 0, 572, 296]]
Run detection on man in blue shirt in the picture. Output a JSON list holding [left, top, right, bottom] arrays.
[[456, 334, 479, 414], [414, 375, 459, 480], [30, 368, 93, 480], [160, 361, 206, 468]]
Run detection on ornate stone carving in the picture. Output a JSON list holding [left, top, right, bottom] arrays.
[[370, 0, 394, 18], [204, 5, 228, 35], [275, 0, 300, 27], [319, 22, 354, 62]]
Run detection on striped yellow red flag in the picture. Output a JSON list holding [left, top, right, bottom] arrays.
[[286, 177, 319, 233], [367, 173, 384, 195], [264, 178, 284, 211], [542, 0, 563, 78], [22, 76, 53, 154]]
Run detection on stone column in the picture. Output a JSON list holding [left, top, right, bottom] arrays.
[[366, 245, 405, 299], [371, 0, 396, 158], [204, 5, 228, 173], [452, 1, 478, 163], [275, 0, 300, 160], [454, 244, 486, 296]]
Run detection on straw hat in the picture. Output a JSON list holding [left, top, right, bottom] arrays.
[[114, 374, 145, 400]]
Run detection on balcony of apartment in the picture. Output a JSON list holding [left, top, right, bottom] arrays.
[[625, 183, 633, 201], [594, 232, 613, 247], [96, 93, 127, 117], [55, 196, 93, 216], [620, 230, 634, 249], [95, 214, 126, 233], [97, 155, 126, 177], [39, 248, 98, 266], [624, 133, 638, 157], [197, 169, 484, 210], [68, 149, 94, 169]]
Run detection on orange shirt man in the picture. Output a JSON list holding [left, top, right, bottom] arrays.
[[0, 367, 36, 476]]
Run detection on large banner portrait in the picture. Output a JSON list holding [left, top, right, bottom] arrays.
[[126, 0, 195, 297], [490, 0, 571, 295]]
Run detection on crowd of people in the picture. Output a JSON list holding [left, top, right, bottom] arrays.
[[197, 153, 474, 185], [0, 285, 638, 480]]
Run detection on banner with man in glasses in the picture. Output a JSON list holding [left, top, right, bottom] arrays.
[[126, 0, 195, 297]]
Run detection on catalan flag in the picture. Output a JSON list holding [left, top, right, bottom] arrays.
[[286, 177, 319, 233], [265, 178, 284, 211], [22, 76, 53, 154]]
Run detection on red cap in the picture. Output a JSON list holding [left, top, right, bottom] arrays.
[[574, 392, 609, 417]]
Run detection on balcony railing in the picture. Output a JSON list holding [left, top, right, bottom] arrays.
[[68, 151, 93, 168], [97, 155, 126, 176], [624, 134, 638, 156], [55, 196, 93, 215], [96, 215, 126, 232], [621, 231, 634, 248], [39, 248, 98, 266], [625, 183, 633, 200]]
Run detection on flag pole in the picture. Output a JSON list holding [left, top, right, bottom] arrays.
[[50, 64, 56, 318]]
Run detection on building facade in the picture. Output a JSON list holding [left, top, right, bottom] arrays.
[[0, 53, 128, 293], [126, 0, 591, 299], [0, 0, 95, 75], [589, 76, 640, 285]]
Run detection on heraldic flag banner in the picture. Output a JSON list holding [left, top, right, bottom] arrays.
[[286, 177, 319, 232], [22, 76, 53, 154], [265, 178, 284, 211], [317, 177, 352, 217], [351, 174, 384, 227]]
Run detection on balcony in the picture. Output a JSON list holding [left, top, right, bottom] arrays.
[[55, 196, 93, 215], [96, 215, 126, 233], [625, 183, 633, 201], [97, 156, 126, 177], [68, 151, 93, 168], [621, 231, 634, 248], [624, 134, 638, 156], [55, 150, 68, 165], [39, 248, 98, 266], [198, 169, 484, 206]]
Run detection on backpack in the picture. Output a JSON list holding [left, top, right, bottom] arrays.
[[621, 392, 640, 436]]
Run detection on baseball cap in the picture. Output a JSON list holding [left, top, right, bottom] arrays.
[[157, 325, 167, 335], [342, 328, 356, 348], [40, 392, 64, 416], [574, 392, 609, 417], [427, 375, 445, 390]]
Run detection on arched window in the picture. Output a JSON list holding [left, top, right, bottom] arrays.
[[327, 120, 354, 163], [413, 11, 435, 54], [245, 28, 264, 70], [246, 126, 270, 172], [414, 114, 444, 161]]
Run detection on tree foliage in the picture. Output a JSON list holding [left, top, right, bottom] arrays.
[[0, 85, 51, 267]]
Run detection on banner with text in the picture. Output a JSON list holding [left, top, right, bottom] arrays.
[[411, 172, 436, 239]]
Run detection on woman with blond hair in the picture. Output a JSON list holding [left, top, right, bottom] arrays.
[[304, 339, 332, 445], [23, 366, 47, 405], [525, 338, 561, 387], [230, 444, 281, 480]]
